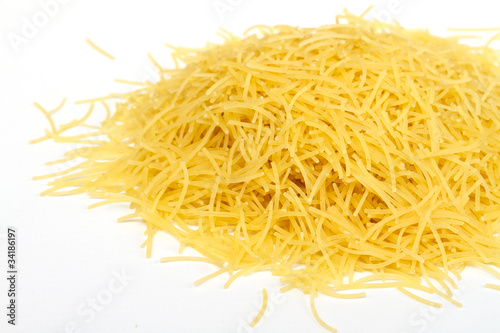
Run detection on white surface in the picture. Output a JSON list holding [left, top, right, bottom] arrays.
[[1, 1, 500, 332]]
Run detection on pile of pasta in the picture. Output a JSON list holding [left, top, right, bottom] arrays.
[[34, 11, 500, 331]]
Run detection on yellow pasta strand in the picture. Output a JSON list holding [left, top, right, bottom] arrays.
[[86, 38, 115, 60], [250, 289, 268, 327], [485, 283, 500, 291]]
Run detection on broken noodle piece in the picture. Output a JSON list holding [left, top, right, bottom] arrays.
[[250, 288, 268, 327]]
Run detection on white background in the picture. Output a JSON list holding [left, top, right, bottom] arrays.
[[1, 0, 500, 332]]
